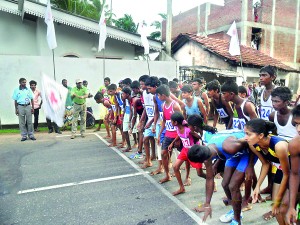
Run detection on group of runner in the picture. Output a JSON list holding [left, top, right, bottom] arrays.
[[93, 65, 299, 225]]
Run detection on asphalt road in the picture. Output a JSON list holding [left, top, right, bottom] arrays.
[[0, 127, 278, 225]]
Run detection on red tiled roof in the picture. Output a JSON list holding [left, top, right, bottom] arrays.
[[173, 33, 298, 72]]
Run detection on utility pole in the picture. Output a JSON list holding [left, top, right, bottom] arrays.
[[166, 0, 172, 55]]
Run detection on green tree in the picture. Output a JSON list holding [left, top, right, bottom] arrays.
[[51, 0, 114, 24], [112, 14, 138, 33], [149, 13, 167, 40]]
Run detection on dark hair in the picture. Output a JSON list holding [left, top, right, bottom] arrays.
[[238, 86, 248, 95], [221, 80, 238, 95], [83, 80, 88, 84], [245, 118, 277, 137], [156, 84, 170, 97], [104, 77, 110, 83], [292, 104, 300, 118], [171, 111, 185, 125], [192, 78, 203, 84], [130, 80, 140, 89], [271, 86, 292, 102], [169, 81, 178, 89], [19, 78, 26, 83], [122, 87, 132, 95], [206, 80, 220, 92], [107, 84, 117, 91], [181, 84, 193, 93], [122, 78, 132, 86], [188, 145, 212, 163], [94, 92, 104, 101], [173, 78, 179, 83], [260, 65, 276, 77], [139, 75, 150, 83], [159, 77, 169, 85], [187, 114, 217, 133], [145, 76, 160, 87], [29, 80, 37, 85]]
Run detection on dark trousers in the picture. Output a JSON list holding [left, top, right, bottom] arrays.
[[33, 109, 40, 130], [46, 118, 59, 132]]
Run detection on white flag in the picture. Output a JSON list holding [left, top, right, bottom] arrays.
[[98, 9, 107, 52], [44, 0, 57, 49], [140, 23, 149, 55], [41, 74, 67, 127], [227, 21, 240, 56]]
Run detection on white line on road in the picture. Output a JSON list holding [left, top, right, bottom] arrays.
[[18, 172, 148, 195], [93, 133, 206, 225]]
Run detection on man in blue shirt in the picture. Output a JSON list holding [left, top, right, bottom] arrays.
[[12, 78, 36, 141]]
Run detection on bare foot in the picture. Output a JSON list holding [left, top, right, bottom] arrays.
[[159, 176, 172, 184], [108, 143, 117, 147], [214, 181, 217, 192], [107, 139, 113, 143], [241, 203, 253, 212], [138, 160, 145, 164], [172, 188, 186, 196], [140, 162, 152, 169], [122, 148, 132, 152], [117, 145, 126, 149], [265, 195, 271, 201], [132, 144, 138, 148], [150, 168, 164, 176], [151, 156, 157, 161], [194, 205, 205, 213], [103, 135, 111, 139], [260, 186, 272, 194], [262, 211, 274, 221], [183, 177, 192, 186], [215, 173, 222, 179]]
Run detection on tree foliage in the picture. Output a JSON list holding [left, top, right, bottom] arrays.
[[149, 13, 167, 40], [112, 14, 138, 33]]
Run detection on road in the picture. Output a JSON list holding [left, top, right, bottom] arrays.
[[0, 126, 278, 225]]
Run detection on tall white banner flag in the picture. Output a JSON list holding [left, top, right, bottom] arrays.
[[140, 23, 149, 55], [41, 74, 67, 127], [98, 9, 107, 52], [44, 0, 57, 49], [227, 21, 240, 56]]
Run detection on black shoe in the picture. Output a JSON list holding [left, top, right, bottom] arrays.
[[21, 137, 27, 141], [55, 130, 62, 134], [29, 136, 36, 141], [48, 129, 53, 133]]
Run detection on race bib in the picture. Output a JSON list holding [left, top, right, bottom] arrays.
[[166, 120, 176, 131], [260, 106, 272, 120], [216, 108, 228, 118], [232, 118, 246, 130], [159, 112, 163, 120], [145, 105, 154, 117], [180, 137, 191, 148]]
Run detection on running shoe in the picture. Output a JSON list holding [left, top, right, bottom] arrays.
[[219, 209, 243, 223], [129, 152, 143, 159], [230, 219, 242, 225]]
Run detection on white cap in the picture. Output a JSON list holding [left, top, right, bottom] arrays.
[[75, 79, 83, 83]]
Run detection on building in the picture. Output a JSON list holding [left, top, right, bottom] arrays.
[[172, 33, 299, 93], [163, 0, 300, 69], [0, 0, 177, 125]]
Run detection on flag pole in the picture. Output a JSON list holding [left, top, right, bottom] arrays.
[[146, 54, 150, 75], [52, 49, 56, 81], [103, 49, 106, 80]]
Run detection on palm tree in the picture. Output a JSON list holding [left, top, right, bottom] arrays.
[[112, 14, 138, 33], [149, 13, 167, 40], [51, 0, 114, 23]]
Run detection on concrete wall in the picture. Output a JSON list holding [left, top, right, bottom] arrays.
[[173, 42, 235, 71], [0, 56, 177, 125], [0, 11, 135, 59]]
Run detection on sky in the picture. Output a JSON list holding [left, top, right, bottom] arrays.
[[107, 0, 224, 32]]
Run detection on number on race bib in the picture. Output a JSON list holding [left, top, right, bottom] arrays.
[[181, 137, 191, 147], [217, 108, 228, 118], [146, 106, 154, 116], [166, 120, 175, 131], [233, 118, 239, 129]]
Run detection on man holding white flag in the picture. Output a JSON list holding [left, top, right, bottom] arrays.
[[98, 9, 107, 52], [140, 22, 149, 55], [227, 21, 240, 56], [41, 74, 67, 128], [44, 0, 57, 49]]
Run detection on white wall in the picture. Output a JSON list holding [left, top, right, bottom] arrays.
[[0, 56, 177, 125]]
